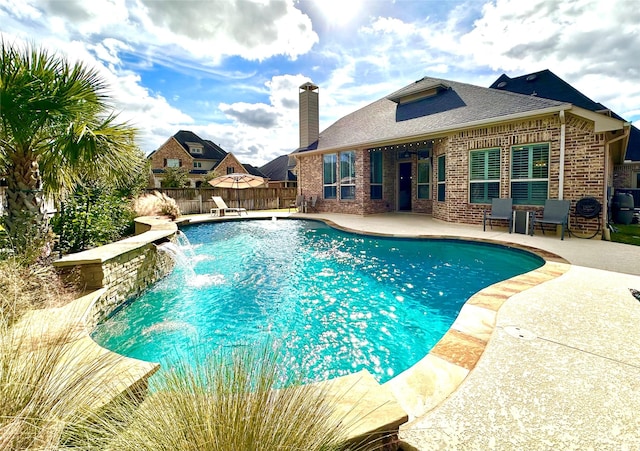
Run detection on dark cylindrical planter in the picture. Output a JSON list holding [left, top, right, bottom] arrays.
[[612, 193, 634, 225]]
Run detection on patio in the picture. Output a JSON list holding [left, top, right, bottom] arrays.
[[189, 211, 640, 449]]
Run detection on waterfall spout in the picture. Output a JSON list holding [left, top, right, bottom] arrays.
[[156, 241, 197, 279]]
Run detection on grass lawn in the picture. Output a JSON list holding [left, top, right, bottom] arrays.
[[610, 222, 640, 246]]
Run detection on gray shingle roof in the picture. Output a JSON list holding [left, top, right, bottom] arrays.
[[242, 164, 267, 178], [259, 154, 296, 182], [173, 130, 228, 160], [301, 76, 567, 153], [490, 70, 639, 161]]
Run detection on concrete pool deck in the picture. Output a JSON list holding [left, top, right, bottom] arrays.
[[188, 211, 640, 449]]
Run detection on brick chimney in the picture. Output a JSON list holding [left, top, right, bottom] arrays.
[[299, 82, 319, 148]]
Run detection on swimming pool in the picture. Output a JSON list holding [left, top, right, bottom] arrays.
[[91, 219, 543, 384]]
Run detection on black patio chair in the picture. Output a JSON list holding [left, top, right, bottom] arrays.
[[483, 198, 513, 233], [530, 199, 571, 240]]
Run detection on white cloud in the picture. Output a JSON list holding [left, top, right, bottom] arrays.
[[1, 0, 638, 167], [459, 0, 640, 119], [133, 0, 319, 63]]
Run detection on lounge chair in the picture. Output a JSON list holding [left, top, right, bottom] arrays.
[[483, 198, 513, 233], [530, 199, 571, 240], [211, 196, 247, 216], [289, 194, 304, 212]]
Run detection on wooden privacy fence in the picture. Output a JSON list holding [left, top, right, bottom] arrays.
[[146, 187, 298, 215]]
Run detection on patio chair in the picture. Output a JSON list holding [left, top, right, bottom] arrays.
[[483, 198, 513, 233], [530, 199, 571, 240], [306, 196, 318, 213], [211, 196, 247, 216], [289, 195, 304, 212]]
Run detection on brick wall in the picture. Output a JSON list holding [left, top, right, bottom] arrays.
[[150, 137, 193, 171], [210, 153, 246, 178], [614, 162, 640, 188], [297, 112, 606, 234]]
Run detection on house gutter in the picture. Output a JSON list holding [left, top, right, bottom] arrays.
[[559, 110, 566, 199], [602, 126, 631, 240]]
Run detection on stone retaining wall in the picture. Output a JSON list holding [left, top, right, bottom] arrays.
[[54, 217, 178, 329], [85, 244, 174, 328]]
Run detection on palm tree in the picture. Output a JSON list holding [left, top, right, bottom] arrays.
[[0, 40, 141, 259]]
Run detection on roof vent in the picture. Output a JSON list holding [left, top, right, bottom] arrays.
[[526, 74, 538, 81], [497, 81, 507, 88], [387, 81, 450, 104]]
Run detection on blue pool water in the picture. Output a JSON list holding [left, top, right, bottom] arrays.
[[91, 219, 543, 383]]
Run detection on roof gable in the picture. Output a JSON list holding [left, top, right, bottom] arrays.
[[490, 70, 638, 161], [490, 69, 605, 112], [172, 130, 227, 160]]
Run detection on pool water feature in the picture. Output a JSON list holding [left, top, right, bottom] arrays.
[[92, 219, 543, 384]]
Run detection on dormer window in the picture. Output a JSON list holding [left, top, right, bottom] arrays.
[[186, 142, 203, 154]]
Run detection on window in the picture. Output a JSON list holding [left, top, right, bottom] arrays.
[[370, 150, 383, 199], [437, 155, 446, 202], [227, 166, 235, 174], [189, 146, 202, 154], [340, 151, 356, 200], [166, 158, 180, 168], [511, 143, 549, 205], [193, 161, 202, 168], [323, 153, 337, 199], [470, 148, 500, 203], [417, 149, 431, 199]]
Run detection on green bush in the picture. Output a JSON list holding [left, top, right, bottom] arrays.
[[161, 167, 190, 188], [51, 186, 136, 254]]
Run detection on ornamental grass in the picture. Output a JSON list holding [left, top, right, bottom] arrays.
[[74, 343, 388, 451]]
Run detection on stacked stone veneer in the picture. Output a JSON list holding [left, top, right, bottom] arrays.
[[54, 220, 178, 329], [83, 244, 175, 329], [297, 112, 607, 234]]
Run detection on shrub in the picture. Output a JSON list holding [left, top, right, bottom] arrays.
[[0, 259, 78, 327], [51, 186, 136, 254], [133, 192, 181, 220], [160, 167, 190, 188]]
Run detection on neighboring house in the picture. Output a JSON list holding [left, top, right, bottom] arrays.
[[148, 130, 264, 187], [260, 154, 298, 187], [242, 164, 268, 179], [490, 69, 640, 190], [292, 77, 628, 232]]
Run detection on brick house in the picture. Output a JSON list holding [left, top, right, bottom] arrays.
[[292, 77, 629, 234], [148, 130, 265, 187], [490, 69, 640, 193]]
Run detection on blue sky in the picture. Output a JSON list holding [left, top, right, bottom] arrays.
[[2, 0, 639, 166]]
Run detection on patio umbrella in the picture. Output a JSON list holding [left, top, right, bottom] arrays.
[[207, 173, 266, 208]]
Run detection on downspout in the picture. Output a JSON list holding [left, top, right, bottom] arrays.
[[558, 110, 566, 200], [602, 126, 630, 240]]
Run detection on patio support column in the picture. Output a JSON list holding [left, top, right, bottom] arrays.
[[558, 110, 566, 200], [603, 126, 630, 240]]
